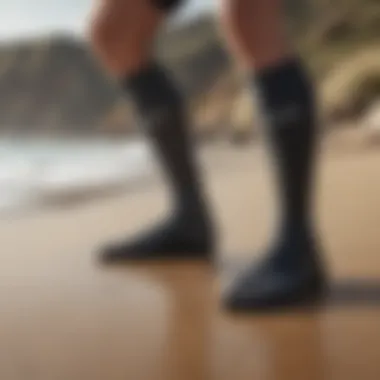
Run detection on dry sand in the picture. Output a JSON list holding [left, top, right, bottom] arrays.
[[1, 134, 380, 379]]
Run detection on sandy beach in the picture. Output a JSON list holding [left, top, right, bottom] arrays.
[[1, 136, 380, 379]]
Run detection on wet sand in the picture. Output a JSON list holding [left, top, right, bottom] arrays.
[[1, 140, 380, 380]]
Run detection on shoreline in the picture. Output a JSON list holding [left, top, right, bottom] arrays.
[[1, 126, 380, 219]]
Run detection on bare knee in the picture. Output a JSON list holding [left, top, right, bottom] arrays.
[[219, 0, 291, 69], [88, 0, 165, 76]]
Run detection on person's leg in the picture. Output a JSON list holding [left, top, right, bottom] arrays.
[[219, 0, 326, 310], [89, 0, 215, 262]]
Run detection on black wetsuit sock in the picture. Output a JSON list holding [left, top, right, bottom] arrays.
[[224, 58, 326, 311], [100, 63, 214, 263]]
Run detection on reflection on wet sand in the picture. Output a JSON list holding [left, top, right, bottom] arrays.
[[129, 263, 325, 380], [134, 263, 380, 380], [1, 146, 380, 379]]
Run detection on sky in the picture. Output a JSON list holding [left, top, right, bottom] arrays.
[[0, 0, 215, 41]]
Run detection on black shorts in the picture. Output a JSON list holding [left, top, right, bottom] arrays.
[[150, 0, 184, 12]]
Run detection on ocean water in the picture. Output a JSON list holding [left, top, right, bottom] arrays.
[[0, 136, 153, 215]]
